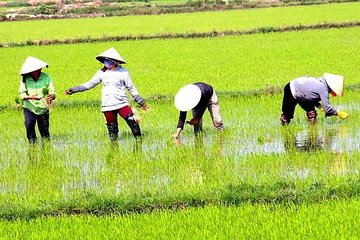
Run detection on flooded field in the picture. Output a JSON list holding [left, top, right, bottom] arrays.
[[0, 92, 359, 214]]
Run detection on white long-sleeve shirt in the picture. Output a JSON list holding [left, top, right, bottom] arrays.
[[72, 66, 144, 112]]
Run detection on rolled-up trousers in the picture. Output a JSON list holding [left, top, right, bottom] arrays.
[[192, 91, 224, 133]]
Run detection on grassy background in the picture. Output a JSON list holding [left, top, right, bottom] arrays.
[[1, 200, 360, 239], [1, 27, 360, 106], [0, 2, 359, 44]]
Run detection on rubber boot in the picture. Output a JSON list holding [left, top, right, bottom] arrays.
[[106, 122, 119, 142], [306, 110, 317, 126], [125, 114, 141, 138]]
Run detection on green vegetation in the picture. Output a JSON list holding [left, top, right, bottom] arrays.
[[1, 27, 360, 107], [1, 0, 356, 22], [0, 2, 360, 44], [0, 91, 359, 219], [1, 2, 360, 237], [1, 200, 360, 239]]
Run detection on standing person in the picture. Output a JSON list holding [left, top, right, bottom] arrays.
[[65, 47, 148, 141], [19, 56, 56, 143], [280, 73, 348, 125], [172, 82, 224, 140]]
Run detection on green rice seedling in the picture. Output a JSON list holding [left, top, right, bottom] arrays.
[[1, 27, 360, 107], [0, 90, 359, 218], [0, 2, 360, 44], [1, 199, 360, 239]]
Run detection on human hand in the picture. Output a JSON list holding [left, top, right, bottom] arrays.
[[172, 137, 180, 146], [186, 118, 198, 126], [337, 111, 348, 119], [172, 133, 179, 139], [46, 94, 54, 104], [172, 128, 182, 140], [64, 88, 74, 95], [28, 94, 41, 100], [140, 102, 149, 111]]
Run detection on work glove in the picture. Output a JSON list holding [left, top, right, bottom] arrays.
[[337, 111, 348, 119]]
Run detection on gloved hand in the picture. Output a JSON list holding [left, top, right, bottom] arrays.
[[186, 117, 199, 126], [337, 111, 348, 119]]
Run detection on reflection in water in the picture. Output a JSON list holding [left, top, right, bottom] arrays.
[[282, 126, 348, 153], [330, 152, 347, 176]]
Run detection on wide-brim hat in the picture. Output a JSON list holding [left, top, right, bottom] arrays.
[[323, 73, 344, 96], [174, 84, 201, 111], [20, 56, 48, 75], [96, 47, 126, 64]]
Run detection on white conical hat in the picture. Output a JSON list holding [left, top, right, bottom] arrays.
[[20, 56, 48, 75], [323, 73, 344, 96], [96, 47, 126, 64], [174, 84, 201, 111]]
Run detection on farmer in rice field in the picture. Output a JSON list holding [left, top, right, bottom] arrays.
[[19, 56, 56, 143], [172, 82, 224, 140], [280, 73, 348, 125], [65, 47, 148, 141]]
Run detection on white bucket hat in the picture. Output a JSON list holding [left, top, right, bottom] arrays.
[[174, 84, 202, 111], [20, 56, 48, 75], [323, 73, 344, 96], [96, 47, 126, 64]]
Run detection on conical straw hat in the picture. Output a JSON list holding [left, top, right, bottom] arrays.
[[20, 56, 48, 75], [96, 47, 126, 64], [323, 73, 344, 96], [174, 84, 202, 111]]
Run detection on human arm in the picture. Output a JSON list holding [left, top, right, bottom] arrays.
[[319, 90, 337, 116], [172, 127, 183, 139], [19, 81, 41, 100], [319, 91, 348, 119], [45, 80, 56, 104], [124, 71, 148, 110], [186, 116, 201, 125], [65, 71, 101, 95]]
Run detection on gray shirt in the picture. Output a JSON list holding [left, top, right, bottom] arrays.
[[71, 66, 143, 112], [290, 76, 337, 116]]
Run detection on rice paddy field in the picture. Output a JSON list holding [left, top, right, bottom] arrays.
[[1, 2, 360, 44], [1, 2, 360, 239]]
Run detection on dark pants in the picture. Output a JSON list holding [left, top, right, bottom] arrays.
[[24, 108, 50, 143], [282, 83, 317, 123]]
